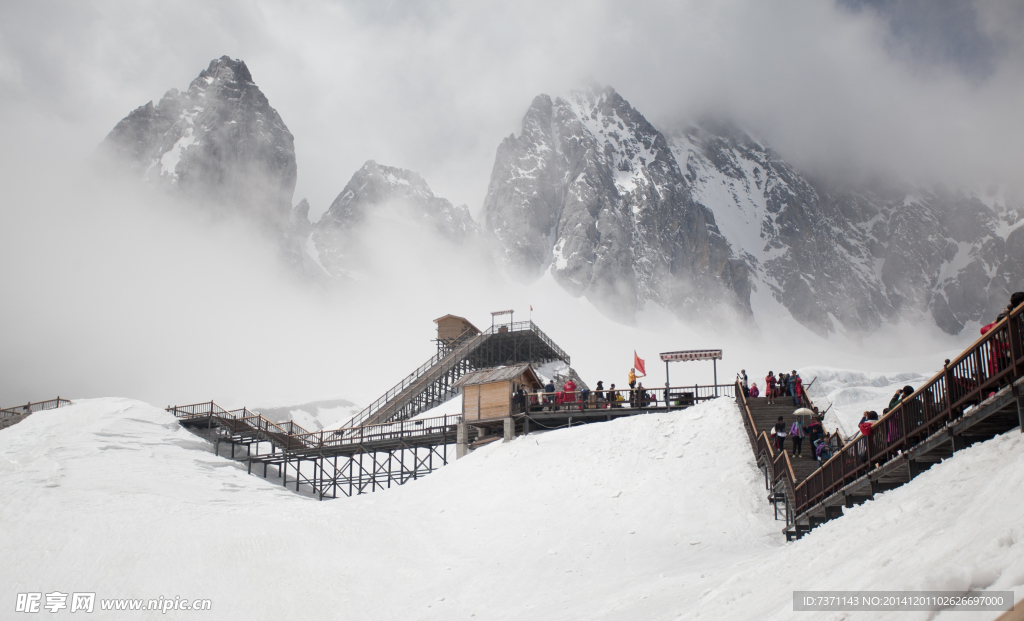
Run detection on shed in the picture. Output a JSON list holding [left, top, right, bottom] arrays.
[[455, 364, 543, 422], [434, 314, 481, 345]]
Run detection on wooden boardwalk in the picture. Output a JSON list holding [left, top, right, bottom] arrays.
[[745, 398, 821, 484], [738, 301, 1024, 540]]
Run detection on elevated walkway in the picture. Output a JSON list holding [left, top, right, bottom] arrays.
[[171, 401, 473, 499], [738, 303, 1024, 540], [744, 398, 823, 483], [341, 321, 570, 430], [0, 397, 72, 430]]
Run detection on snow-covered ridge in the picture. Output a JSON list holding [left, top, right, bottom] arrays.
[[2, 395, 1021, 619]]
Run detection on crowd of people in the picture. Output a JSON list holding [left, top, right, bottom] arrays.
[[850, 291, 1024, 454], [771, 412, 833, 461], [739, 368, 838, 464], [513, 367, 654, 413], [738, 369, 805, 407]]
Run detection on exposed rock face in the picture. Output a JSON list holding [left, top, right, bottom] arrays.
[[483, 87, 751, 323], [311, 160, 477, 276], [99, 56, 296, 228], [485, 87, 1023, 335], [671, 122, 1024, 336]]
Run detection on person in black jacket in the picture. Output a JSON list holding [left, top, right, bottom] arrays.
[[803, 417, 824, 451], [773, 416, 787, 452], [544, 381, 556, 410]]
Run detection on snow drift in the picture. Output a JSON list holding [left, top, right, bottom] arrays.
[[2, 396, 1021, 619]]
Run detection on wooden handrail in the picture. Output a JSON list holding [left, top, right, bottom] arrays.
[[0, 397, 72, 418], [792, 301, 1024, 515]]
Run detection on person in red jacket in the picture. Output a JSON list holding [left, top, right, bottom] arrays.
[[765, 371, 777, 405], [562, 379, 577, 406]]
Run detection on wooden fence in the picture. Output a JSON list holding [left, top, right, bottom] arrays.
[[1, 397, 72, 418], [793, 303, 1024, 514]]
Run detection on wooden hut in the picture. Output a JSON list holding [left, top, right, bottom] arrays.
[[455, 364, 542, 422], [434, 314, 481, 346]]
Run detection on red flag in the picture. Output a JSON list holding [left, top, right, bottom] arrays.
[[634, 351, 646, 377], [530, 305, 533, 311]]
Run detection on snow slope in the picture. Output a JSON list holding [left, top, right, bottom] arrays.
[[2, 397, 1021, 619], [799, 366, 931, 438]]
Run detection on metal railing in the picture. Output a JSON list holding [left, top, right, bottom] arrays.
[[338, 329, 484, 429], [339, 321, 570, 430], [522, 384, 735, 412], [1, 397, 72, 418], [792, 303, 1024, 515], [168, 401, 459, 454]]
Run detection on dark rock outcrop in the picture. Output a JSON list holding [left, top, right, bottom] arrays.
[[483, 87, 751, 323], [99, 56, 296, 229]]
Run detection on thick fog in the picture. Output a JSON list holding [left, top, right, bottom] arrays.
[[0, 0, 1016, 406]]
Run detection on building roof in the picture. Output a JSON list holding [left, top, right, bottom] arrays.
[[433, 314, 481, 333], [454, 364, 541, 388]]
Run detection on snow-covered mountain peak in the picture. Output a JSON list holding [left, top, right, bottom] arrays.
[[308, 160, 477, 278], [483, 87, 751, 323], [98, 56, 296, 228]]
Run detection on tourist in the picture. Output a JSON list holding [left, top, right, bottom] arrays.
[[887, 386, 913, 411], [765, 371, 777, 404], [512, 386, 526, 413], [562, 378, 577, 408], [792, 372, 803, 407], [609, 384, 619, 408], [628, 367, 636, 390], [738, 369, 749, 397], [815, 436, 833, 463], [544, 380, 555, 410], [790, 415, 806, 457], [595, 381, 605, 406], [803, 416, 824, 448], [749, 382, 760, 398], [773, 416, 787, 452]]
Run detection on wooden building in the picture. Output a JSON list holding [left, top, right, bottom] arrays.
[[434, 314, 481, 346], [455, 364, 542, 422]]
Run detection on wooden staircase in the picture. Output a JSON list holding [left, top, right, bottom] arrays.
[[745, 398, 820, 483]]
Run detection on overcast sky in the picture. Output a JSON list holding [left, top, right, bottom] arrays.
[[2, 0, 1023, 219], [2, 0, 1016, 406]]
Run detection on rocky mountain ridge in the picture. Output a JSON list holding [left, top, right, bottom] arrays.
[[671, 121, 1024, 335], [483, 86, 1024, 335], [99, 57, 1024, 336], [483, 88, 750, 323], [99, 56, 297, 230]]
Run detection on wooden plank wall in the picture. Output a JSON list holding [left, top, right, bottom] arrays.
[[479, 382, 511, 420], [463, 385, 480, 421], [437, 317, 474, 342]]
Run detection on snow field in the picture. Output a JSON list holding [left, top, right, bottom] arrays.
[[683, 429, 1024, 621], [1, 397, 776, 619], [1, 395, 1021, 620]]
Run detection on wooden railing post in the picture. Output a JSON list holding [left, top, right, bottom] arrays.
[[942, 360, 953, 422], [1009, 311, 1023, 391]]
